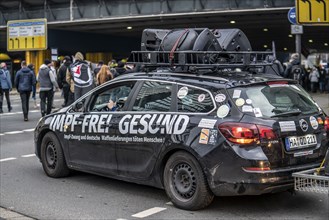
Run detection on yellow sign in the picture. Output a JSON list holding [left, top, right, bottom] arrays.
[[7, 19, 47, 51], [296, 0, 329, 25]]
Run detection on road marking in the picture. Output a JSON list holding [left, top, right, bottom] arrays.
[[23, 128, 35, 132], [0, 128, 35, 136], [165, 202, 173, 206], [0, 157, 17, 162], [21, 154, 36, 158], [131, 207, 167, 218], [0, 110, 39, 117], [4, 131, 24, 134]]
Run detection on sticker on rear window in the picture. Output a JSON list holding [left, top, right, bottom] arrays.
[[246, 99, 252, 104], [198, 118, 217, 128], [242, 105, 253, 112], [279, 121, 296, 132], [253, 108, 263, 118], [198, 94, 206, 103], [232, 90, 241, 98], [235, 98, 245, 106], [199, 128, 209, 144], [177, 87, 188, 99], [215, 94, 226, 103], [217, 105, 230, 118], [309, 116, 318, 130]]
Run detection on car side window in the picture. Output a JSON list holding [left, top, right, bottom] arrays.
[[177, 85, 214, 113], [90, 82, 135, 112], [132, 81, 172, 112]]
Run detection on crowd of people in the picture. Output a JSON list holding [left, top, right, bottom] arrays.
[[0, 51, 328, 121], [283, 53, 329, 94], [0, 52, 135, 121]]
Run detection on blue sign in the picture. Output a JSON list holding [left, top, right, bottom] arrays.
[[288, 7, 297, 25]]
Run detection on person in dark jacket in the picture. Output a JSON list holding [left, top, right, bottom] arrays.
[[15, 60, 36, 121], [284, 53, 305, 86], [57, 56, 72, 107], [111, 61, 133, 78], [0, 62, 12, 113], [38, 59, 59, 116]]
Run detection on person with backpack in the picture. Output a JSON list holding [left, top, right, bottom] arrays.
[[0, 62, 12, 113], [284, 53, 305, 86], [15, 60, 36, 121], [67, 52, 94, 101], [38, 59, 59, 116]]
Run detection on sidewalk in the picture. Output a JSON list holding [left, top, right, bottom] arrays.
[[0, 207, 34, 220]]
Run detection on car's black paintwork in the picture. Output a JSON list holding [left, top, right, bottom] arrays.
[[34, 72, 328, 196]]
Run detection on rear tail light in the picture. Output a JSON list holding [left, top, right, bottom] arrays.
[[324, 117, 329, 132], [218, 122, 277, 146]]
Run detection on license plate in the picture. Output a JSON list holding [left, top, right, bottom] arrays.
[[285, 134, 317, 150]]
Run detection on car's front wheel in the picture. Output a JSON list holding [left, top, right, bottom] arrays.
[[40, 132, 70, 178], [163, 151, 214, 210]]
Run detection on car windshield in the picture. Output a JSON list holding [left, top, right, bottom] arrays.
[[228, 83, 319, 118]]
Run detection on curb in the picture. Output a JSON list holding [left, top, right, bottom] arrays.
[[0, 207, 35, 220]]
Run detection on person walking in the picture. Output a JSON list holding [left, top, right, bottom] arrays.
[[284, 53, 305, 85], [28, 63, 38, 108], [67, 52, 94, 101], [15, 60, 36, 121], [309, 67, 319, 93], [38, 59, 59, 116], [0, 62, 12, 113], [57, 56, 72, 107]]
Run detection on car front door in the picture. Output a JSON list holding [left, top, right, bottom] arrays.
[[65, 81, 137, 175]]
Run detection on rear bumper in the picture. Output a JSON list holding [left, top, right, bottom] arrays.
[[208, 163, 321, 196]]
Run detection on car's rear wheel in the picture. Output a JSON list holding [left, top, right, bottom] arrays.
[[163, 151, 214, 210], [40, 132, 70, 178]]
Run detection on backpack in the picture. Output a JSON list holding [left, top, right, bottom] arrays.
[[291, 65, 303, 81], [70, 61, 93, 87]]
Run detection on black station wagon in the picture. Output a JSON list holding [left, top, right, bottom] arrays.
[[34, 28, 329, 210]]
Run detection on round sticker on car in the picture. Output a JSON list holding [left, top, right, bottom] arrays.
[[309, 116, 318, 130], [235, 98, 245, 106], [215, 94, 226, 103], [246, 99, 252, 104], [177, 87, 188, 99], [198, 94, 206, 102], [217, 104, 230, 118]]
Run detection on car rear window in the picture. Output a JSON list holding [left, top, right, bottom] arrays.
[[227, 83, 319, 118]]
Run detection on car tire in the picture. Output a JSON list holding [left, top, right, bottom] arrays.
[[40, 132, 70, 178], [163, 151, 214, 210]]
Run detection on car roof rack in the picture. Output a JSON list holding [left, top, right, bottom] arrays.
[[128, 50, 274, 68], [128, 28, 279, 75]]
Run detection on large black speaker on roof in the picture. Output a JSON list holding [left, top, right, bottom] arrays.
[[213, 29, 252, 51], [160, 29, 199, 51], [141, 29, 170, 51]]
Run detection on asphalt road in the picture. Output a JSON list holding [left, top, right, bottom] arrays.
[[0, 92, 328, 220]]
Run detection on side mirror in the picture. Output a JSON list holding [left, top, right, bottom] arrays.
[[74, 101, 84, 112]]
